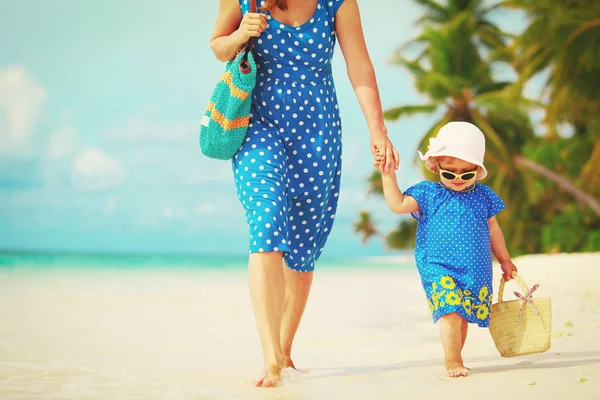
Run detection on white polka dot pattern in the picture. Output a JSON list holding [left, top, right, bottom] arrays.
[[233, 0, 345, 272], [404, 181, 506, 327]]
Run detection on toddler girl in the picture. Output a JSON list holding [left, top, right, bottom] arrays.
[[374, 121, 518, 378]]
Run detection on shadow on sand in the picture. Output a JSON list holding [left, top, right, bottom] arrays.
[[304, 350, 600, 379]]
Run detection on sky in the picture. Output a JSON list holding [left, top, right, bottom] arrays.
[[0, 0, 526, 257]]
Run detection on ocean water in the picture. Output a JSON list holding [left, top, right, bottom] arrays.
[[0, 251, 415, 272]]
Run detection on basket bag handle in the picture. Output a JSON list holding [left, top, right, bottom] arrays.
[[497, 272, 529, 303], [498, 272, 541, 323]]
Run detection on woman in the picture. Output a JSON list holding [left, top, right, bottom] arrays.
[[210, 0, 399, 387]]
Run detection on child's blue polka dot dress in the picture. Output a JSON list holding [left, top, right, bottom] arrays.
[[233, 0, 345, 272], [404, 181, 505, 327]]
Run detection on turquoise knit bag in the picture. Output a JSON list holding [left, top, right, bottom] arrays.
[[199, 0, 257, 160]]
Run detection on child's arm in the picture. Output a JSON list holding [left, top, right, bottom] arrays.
[[489, 216, 518, 281], [374, 157, 420, 215]]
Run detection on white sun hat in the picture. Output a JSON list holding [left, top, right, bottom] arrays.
[[418, 121, 488, 180]]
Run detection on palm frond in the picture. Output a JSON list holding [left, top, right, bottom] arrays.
[[389, 53, 426, 76], [479, 2, 508, 16], [470, 108, 512, 162], [416, 71, 468, 99], [383, 104, 438, 121], [414, 112, 454, 169], [473, 81, 512, 96], [414, 0, 448, 21]]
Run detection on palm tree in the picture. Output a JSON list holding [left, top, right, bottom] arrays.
[[502, 0, 600, 130], [503, 0, 600, 212], [500, 0, 600, 215], [353, 211, 380, 245], [386, 220, 418, 250], [353, 211, 419, 251], [410, 0, 511, 54]]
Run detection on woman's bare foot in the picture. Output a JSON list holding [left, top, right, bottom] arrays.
[[253, 365, 282, 388], [283, 357, 308, 373], [445, 360, 469, 378]]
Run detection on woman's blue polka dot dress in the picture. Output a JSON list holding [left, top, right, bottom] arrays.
[[233, 0, 345, 272], [404, 181, 505, 327]]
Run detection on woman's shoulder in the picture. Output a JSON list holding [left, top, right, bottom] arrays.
[[321, 0, 346, 20], [239, 0, 252, 14], [326, 0, 346, 12]]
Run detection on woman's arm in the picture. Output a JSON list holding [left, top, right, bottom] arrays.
[[209, 0, 267, 62], [489, 216, 518, 281], [335, 0, 399, 172]]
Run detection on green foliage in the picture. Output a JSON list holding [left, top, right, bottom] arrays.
[[522, 137, 593, 180], [383, 105, 438, 121], [505, 0, 600, 128], [386, 220, 418, 250], [542, 207, 600, 253], [353, 211, 379, 244], [583, 229, 600, 252]]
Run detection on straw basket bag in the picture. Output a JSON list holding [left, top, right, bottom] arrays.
[[489, 272, 552, 358]]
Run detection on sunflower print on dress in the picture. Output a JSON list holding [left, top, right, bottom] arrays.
[[427, 275, 493, 326]]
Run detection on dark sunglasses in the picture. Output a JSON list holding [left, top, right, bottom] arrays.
[[438, 164, 477, 181]]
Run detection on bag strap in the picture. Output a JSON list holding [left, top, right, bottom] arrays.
[[248, 0, 257, 51], [238, 0, 257, 74], [497, 272, 529, 303]]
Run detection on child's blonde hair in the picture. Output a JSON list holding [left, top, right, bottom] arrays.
[[426, 156, 478, 174]]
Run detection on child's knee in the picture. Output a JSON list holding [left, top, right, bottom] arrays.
[[440, 312, 463, 325]]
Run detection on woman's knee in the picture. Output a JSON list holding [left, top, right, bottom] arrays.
[[250, 251, 284, 265]]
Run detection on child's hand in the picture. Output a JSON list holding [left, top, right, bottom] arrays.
[[374, 153, 394, 175], [500, 260, 518, 282]]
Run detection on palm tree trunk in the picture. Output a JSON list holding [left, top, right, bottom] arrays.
[[514, 155, 600, 217]]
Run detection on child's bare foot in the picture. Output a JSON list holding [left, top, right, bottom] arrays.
[[445, 360, 469, 378], [283, 357, 309, 373], [252, 365, 282, 388]]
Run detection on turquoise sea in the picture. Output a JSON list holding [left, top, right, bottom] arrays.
[[0, 251, 416, 271]]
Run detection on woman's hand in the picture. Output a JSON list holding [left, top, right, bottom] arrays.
[[210, 1, 267, 62], [370, 131, 400, 172], [234, 12, 268, 42]]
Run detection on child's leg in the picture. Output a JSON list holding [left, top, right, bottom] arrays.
[[439, 312, 469, 377], [461, 317, 468, 350]]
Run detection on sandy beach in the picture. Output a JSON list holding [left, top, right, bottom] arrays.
[[0, 252, 599, 399]]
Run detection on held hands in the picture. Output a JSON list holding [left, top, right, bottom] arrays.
[[236, 12, 268, 42], [373, 152, 396, 176], [370, 132, 399, 173], [500, 260, 518, 282], [372, 132, 399, 176]]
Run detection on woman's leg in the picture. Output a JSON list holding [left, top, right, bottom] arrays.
[[280, 262, 314, 369], [438, 312, 469, 377], [248, 252, 286, 387]]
